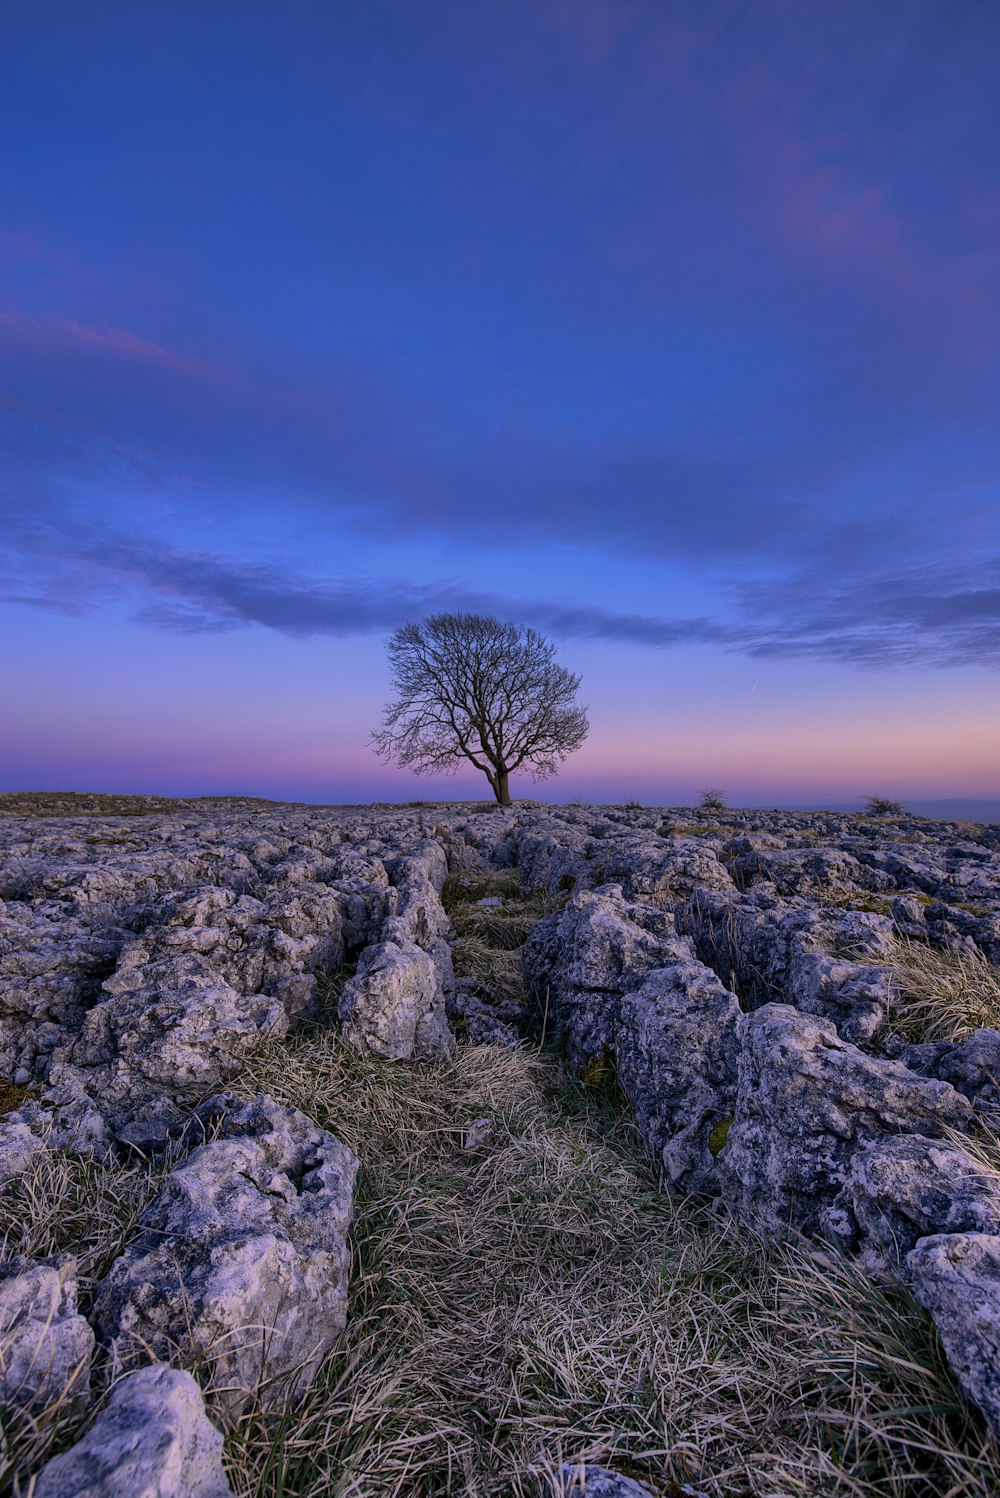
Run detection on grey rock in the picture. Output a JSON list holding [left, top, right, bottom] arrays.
[[339, 938, 452, 1060], [901, 1029, 1000, 1130], [32, 1363, 233, 1498], [0, 1114, 48, 1184], [0, 1255, 93, 1409], [553, 1465, 673, 1497], [523, 887, 689, 1071], [907, 1232, 1000, 1440], [834, 1134, 1000, 1274], [718, 1004, 974, 1237], [51, 954, 288, 1129], [93, 1095, 357, 1413], [617, 961, 741, 1193], [463, 1117, 493, 1150]]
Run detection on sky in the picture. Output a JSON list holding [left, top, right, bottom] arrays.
[[1, 0, 998, 808]]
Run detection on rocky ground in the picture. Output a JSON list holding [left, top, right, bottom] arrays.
[[1, 792, 1000, 1495]]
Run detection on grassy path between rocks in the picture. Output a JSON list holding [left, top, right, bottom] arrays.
[[3, 872, 998, 1497], [225, 875, 997, 1498]]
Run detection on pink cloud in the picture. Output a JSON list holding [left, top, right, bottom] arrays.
[[0, 308, 210, 378]]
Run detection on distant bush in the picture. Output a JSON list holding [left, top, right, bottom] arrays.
[[697, 788, 727, 813], [625, 798, 643, 810], [865, 795, 905, 817]]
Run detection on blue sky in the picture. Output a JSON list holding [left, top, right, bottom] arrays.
[[2, 0, 998, 805]]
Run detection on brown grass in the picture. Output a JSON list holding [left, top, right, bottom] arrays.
[[877, 937, 1000, 1042], [215, 1028, 997, 1498], [0, 1147, 168, 1491]]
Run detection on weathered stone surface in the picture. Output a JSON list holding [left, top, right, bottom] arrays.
[[680, 890, 894, 1044], [907, 1233, 1000, 1440], [523, 887, 690, 1071], [0, 1255, 93, 1409], [900, 1029, 1000, 1130], [554, 1465, 685, 1497], [339, 938, 452, 1060], [31, 1363, 233, 1498], [49, 955, 288, 1131], [718, 1004, 974, 1237], [617, 961, 741, 1193], [0, 1113, 49, 1184], [833, 1135, 1000, 1274], [93, 1095, 357, 1413]]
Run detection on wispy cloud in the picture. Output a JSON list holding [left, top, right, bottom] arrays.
[[3, 514, 997, 670]]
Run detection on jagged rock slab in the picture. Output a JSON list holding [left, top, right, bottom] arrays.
[[617, 960, 741, 1193], [31, 1363, 233, 1498], [522, 886, 691, 1072], [717, 1004, 974, 1237], [907, 1232, 1000, 1441], [339, 937, 452, 1060], [834, 1134, 1000, 1275], [92, 1095, 357, 1414], [0, 1254, 93, 1409]]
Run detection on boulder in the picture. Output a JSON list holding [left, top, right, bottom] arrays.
[[339, 938, 452, 1060], [833, 1134, 1000, 1274], [522, 887, 689, 1071], [554, 1465, 699, 1497], [31, 1363, 233, 1498], [93, 1096, 357, 1414], [50, 954, 288, 1131], [0, 1255, 93, 1409], [907, 1232, 1000, 1440], [900, 1029, 1000, 1131], [718, 1005, 974, 1237], [616, 961, 741, 1193]]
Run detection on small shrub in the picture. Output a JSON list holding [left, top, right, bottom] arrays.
[[624, 798, 643, 811], [865, 795, 906, 817], [697, 788, 727, 813]]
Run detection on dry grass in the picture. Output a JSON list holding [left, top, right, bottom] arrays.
[[213, 1025, 998, 1498], [877, 937, 1000, 1042], [0, 1147, 167, 1491], [444, 872, 557, 1004]]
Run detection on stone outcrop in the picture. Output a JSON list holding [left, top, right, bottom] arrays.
[[92, 1095, 357, 1414], [49, 954, 290, 1139], [907, 1233, 1000, 1440], [32, 1363, 233, 1498], [2, 794, 999, 1451], [0, 1255, 93, 1409], [617, 961, 741, 1192], [339, 938, 452, 1060], [717, 1004, 973, 1237]]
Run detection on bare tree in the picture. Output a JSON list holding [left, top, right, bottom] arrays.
[[370, 613, 589, 806]]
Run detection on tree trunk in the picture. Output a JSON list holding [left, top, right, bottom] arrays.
[[495, 767, 512, 806]]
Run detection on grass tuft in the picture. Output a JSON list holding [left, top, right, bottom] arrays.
[[877, 937, 1000, 1042]]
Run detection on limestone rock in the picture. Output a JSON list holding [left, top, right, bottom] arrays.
[[616, 961, 741, 1193], [718, 1004, 974, 1237], [900, 1029, 1000, 1130], [0, 1255, 93, 1409], [554, 1465, 687, 1497], [522, 887, 689, 1071], [834, 1134, 1000, 1274], [907, 1232, 1000, 1440], [93, 1095, 357, 1414], [339, 938, 452, 1060], [31, 1363, 233, 1498], [51, 954, 288, 1130]]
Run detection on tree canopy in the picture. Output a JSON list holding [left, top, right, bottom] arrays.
[[370, 613, 589, 805]]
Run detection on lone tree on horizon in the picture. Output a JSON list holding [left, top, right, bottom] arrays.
[[370, 613, 589, 806]]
